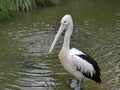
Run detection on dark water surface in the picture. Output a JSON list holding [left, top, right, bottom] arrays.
[[0, 0, 120, 90]]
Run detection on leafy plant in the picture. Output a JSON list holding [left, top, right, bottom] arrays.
[[0, 0, 60, 20], [0, 0, 16, 20], [35, 0, 55, 7], [0, 3, 10, 20], [14, 0, 33, 11]]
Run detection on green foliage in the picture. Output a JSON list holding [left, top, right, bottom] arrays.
[[14, 0, 34, 11], [0, 3, 9, 20], [0, 0, 17, 20], [0, 0, 59, 20], [35, 0, 55, 6]]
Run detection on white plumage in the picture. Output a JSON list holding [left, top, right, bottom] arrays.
[[70, 48, 95, 77], [49, 14, 101, 85]]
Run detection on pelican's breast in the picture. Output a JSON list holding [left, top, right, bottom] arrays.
[[59, 49, 84, 80], [59, 50, 68, 61], [59, 50, 76, 74]]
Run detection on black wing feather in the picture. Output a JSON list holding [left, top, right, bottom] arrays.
[[77, 54, 101, 83]]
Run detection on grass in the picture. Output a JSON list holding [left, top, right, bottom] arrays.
[[0, 0, 60, 20]]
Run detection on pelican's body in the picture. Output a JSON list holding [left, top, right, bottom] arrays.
[[59, 48, 84, 80], [49, 14, 101, 85]]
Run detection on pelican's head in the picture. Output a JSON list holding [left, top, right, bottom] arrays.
[[61, 14, 72, 26], [49, 14, 73, 53]]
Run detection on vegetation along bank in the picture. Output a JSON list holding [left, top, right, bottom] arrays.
[[0, 0, 62, 20]]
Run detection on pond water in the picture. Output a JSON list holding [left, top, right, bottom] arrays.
[[0, 0, 120, 90]]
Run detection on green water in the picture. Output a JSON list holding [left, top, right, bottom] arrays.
[[0, 0, 120, 90]]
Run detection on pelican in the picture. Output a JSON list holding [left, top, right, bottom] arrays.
[[49, 14, 101, 88]]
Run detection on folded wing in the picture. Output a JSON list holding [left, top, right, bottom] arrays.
[[70, 48, 101, 83]]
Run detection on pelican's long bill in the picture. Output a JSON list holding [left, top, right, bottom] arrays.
[[49, 24, 67, 53]]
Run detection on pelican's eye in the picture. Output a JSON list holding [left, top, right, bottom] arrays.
[[64, 21, 66, 23]]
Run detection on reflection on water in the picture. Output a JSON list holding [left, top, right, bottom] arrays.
[[0, 0, 120, 90], [0, 23, 56, 90]]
